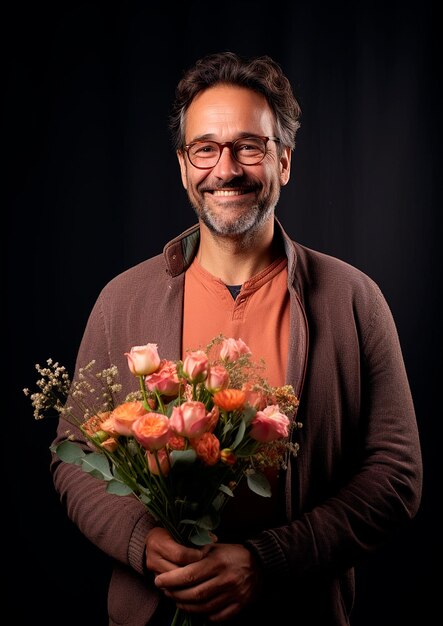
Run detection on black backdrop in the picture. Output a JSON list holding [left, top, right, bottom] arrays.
[[5, 1, 440, 624]]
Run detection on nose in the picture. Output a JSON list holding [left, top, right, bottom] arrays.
[[212, 145, 244, 179]]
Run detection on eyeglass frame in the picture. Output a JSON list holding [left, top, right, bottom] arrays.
[[183, 135, 281, 169]]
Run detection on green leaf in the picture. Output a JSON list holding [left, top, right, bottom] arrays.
[[51, 440, 86, 464], [170, 449, 197, 466], [222, 421, 233, 437], [189, 528, 216, 546], [139, 493, 152, 505], [112, 466, 126, 482], [247, 471, 271, 497], [211, 493, 226, 511], [197, 511, 220, 530], [81, 453, 113, 481], [241, 405, 257, 426], [219, 483, 234, 497], [231, 419, 246, 449], [106, 479, 133, 496]]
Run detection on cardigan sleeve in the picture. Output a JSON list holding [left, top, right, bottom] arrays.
[[50, 293, 157, 576], [245, 282, 423, 579]]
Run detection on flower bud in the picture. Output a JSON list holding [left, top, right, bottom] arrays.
[[182, 350, 209, 383], [125, 344, 161, 376], [220, 448, 236, 465]]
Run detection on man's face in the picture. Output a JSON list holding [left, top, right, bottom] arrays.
[[177, 84, 291, 238]]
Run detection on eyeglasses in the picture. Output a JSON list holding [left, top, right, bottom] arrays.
[[184, 135, 281, 169]]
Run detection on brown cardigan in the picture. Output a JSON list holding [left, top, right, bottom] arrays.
[[51, 218, 422, 625]]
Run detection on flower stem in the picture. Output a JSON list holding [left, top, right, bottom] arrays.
[[139, 375, 151, 411]]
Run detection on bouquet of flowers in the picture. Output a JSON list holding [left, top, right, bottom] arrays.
[[24, 335, 301, 625]]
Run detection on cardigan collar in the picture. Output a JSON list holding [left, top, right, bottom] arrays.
[[163, 216, 298, 286]]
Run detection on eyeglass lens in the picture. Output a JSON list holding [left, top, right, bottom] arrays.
[[188, 137, 268, 168]]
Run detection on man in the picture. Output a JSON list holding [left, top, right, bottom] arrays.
[[51, 51, 422, 626]]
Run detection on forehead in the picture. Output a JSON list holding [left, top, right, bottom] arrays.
[[184, 84, 275, 140]]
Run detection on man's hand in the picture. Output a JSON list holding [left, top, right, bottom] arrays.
[[145, 526, 209, 576], [152, 537, 262, 622]]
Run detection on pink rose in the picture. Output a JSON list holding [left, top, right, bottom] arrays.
[[243, 385, 268, 410], [110, 401, 148, 436], [145, 360, 181, 396], [220, 337, 251, 361], [132, 413, 171, 450], [182, 350, 209, 383], [146, 448, 171, 476], [169, 401, 212, 438], [249, 405, 290, 442], [206, 406, 220, 433], [205, 364, 229, 393], [125, 344, 161, 376]]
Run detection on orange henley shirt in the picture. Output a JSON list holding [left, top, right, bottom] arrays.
[[182, 255, 290, 387], [182, 255, 290, 540]]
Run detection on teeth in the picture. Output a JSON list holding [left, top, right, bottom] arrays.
[[212, 190, 244, 196]]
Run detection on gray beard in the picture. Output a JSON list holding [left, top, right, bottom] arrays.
[[192, 199, 277, 238]]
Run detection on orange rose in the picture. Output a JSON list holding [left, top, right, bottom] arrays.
[[191, 432, 220, 465], [101, 437, 119, 453], [111, 401, 148, 436], [82, 411, 112, 436], [167, 434, 186, 450], [132, 413, 171, 450], [213, 389, 246, 411]]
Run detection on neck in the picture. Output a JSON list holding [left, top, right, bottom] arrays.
[[196, 218, 280, 285]]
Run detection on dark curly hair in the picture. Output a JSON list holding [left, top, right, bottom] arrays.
[[169, 51, 301, 152]]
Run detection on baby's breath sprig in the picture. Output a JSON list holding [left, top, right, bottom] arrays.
[[23, 359, 122, 424], [271, 384, 301, 422], [23, 359, 71, 420]]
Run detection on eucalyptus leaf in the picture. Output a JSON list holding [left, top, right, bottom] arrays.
[[218, 483, 234, 497], [126, 439, 140, 456], [247, 471, 271, 497], [106, 479, 133, 496], [231, 419, 246, 449], [51, 440, 86, 464], [81, 453, 113, 481], [222, 422, 233, 437], [196, 511, 220, 530], [170, 449, 197, 466], [212, 493, 226, 511], [241, 405, 257, 425], [189, 528, 216, 546]]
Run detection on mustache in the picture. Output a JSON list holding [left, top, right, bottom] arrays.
[[198, 179, 258, 193]]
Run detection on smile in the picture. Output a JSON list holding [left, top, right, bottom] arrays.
[[211, 189, 250, 196]]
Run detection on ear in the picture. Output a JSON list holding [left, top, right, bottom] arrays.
[[279, 146, 292, 186], [177, 151, 188, 189]]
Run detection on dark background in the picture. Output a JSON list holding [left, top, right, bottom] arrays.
[[5, 1, 440, 624]]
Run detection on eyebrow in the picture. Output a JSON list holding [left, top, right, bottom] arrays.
[[188, 132, 262, 143]]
